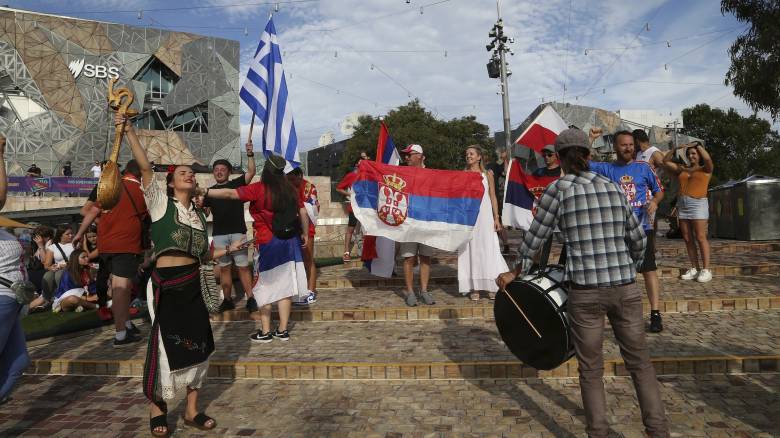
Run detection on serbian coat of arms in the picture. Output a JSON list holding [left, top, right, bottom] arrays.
[[377, 174, 409, 226]]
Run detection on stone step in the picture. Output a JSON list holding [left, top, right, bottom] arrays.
[[26, 310, 780, 380], [5, 374, 777, 437], [211, 275, 780, 323], [337, 240, 780, 269], [315, 256, 780, 289]]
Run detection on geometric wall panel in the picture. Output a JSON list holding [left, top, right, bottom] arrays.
[[0, 6, 238, 176]]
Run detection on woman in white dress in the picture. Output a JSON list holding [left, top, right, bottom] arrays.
[[458, 145, 508, 301]]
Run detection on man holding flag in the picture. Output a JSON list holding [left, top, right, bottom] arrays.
[[502, 105, 568, 231], [360, 121, 399, 278]]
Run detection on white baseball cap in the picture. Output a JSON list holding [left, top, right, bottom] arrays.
[[402, 144, 423, 154]]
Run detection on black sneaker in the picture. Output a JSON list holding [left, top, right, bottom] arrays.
[[249, 330, 273, 343], [126, 322, 141, 337], [649, 312, 663, 333], [245, 296, 259, 313], [219, 298, 236, 312], [272, 329, 290, 341], [113, 332, 142, 348]]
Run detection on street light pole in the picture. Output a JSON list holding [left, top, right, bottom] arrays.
[[486, 0, 514, 155]]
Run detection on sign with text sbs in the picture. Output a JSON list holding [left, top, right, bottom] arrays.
[[68, 58, 120, 80]]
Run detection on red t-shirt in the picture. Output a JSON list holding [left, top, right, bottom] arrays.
[[237, 182, 304, 245], [337, 171, 358, 213], [90, 176, 148, 255]]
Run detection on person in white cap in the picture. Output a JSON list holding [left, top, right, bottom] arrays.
[[398, 144, 435, 307]]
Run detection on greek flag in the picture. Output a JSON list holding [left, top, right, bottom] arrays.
[[240, 17, 299, 166]]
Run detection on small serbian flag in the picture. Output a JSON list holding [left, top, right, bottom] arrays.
[[502, 159, 559, 230], [362, 121, 400, 277], [514, 105, 568, 154], [351, 161, 484, 252]]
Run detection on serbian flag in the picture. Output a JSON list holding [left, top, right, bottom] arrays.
[[514, 105, 568, 154], [502, 159, 559, 230], [301, 180, 319, 225], [351, 161, 484, 252], [361, 122, 400, 277]]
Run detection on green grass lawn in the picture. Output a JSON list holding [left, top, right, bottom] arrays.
[[22, 309, 110, 341]]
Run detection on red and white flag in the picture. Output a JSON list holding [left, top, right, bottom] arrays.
[[514, 105, 568, 154]]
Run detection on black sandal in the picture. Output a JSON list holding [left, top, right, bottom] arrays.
[[149, 414, 169, 437], [182, 412, 217, 430]]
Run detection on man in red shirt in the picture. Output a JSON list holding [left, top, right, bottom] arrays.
[[74, 160, 148, 347]]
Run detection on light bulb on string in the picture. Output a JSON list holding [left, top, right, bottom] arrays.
[[244, 27, 248, 36], [666, 41, 671, 48], [602, 88, 605, 94], [137, 10, 143, 20], [274, 3, 280, 12], [645, 22, 650, 31], [334, 51, 338, 58], [370, 63, 374, 71], [420, 6, 424, 14], [444, 50, 447, 58], [584, 49, 589, 55]]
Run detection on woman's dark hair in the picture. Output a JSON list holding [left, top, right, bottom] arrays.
[[33, 225, 53, 241], [262, 155, 297, 212], [66, 248, 89, 287], [54, 225, 71, 243], [686, 143, 705, 166], [558, 147, 590, 175], [165, 165, 193, 197]]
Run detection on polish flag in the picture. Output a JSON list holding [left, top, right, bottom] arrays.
[[514, 105, 568, 154]]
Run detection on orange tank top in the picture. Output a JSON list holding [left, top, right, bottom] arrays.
[[678, 169, 711, 199]]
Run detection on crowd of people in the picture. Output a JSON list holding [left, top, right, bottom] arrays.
[[0, 121, 718, 437]]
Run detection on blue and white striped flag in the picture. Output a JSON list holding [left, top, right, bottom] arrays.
[[240, 17, 299, 166]]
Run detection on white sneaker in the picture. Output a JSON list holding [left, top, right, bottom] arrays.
[[680, 268, 698, 280], [696, 269, 713, 283]]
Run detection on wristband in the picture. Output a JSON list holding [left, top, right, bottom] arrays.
[[246, 152, 254, 157]]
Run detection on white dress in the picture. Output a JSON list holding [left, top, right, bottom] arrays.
[[457, 173, 509, 293]]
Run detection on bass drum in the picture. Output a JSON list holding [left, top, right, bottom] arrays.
[[494, 265, 574, 370]]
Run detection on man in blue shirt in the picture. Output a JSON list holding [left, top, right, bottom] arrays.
[[589, 129, 665, 332]]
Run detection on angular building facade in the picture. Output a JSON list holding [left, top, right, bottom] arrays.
[[0, 7, 239, 176]]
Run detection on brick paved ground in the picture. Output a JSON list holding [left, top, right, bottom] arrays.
[[1, 374, 776, 437], [27, 310, 780, 364]]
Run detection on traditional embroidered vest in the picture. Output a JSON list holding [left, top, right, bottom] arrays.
[[150, 197, 208, 260]]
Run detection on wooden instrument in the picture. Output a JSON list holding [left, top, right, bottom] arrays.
[[97, 78, 139, 210]]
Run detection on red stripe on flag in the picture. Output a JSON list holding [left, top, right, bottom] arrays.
[[515, 124, 559, 154]]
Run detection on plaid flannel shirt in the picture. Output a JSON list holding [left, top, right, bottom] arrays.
[[516, 171, 646, 288]]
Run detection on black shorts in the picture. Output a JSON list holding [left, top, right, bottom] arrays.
[[638, 231, 657, 273], [348, 211, 359, 227], [100, 253, 142, 279]]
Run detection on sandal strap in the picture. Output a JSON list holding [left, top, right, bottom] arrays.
[[192, 412, 214, 426], [150, 414, 168, 429]]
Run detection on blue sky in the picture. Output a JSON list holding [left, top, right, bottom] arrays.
[[15, 0, 768, 150]]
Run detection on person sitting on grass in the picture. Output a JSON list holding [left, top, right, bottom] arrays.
[[51, 249, 97, 313]]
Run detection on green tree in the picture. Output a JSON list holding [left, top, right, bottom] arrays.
[[682, 104, 780, 184], [338, 100, 494, 176], [721, 0, 780, 121]]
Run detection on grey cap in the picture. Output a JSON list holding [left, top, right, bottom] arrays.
[[542, 144, 556, 153], [554, 128, 590, 153]]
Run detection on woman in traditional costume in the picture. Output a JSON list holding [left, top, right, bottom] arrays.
[[119, 114, 244, 437]]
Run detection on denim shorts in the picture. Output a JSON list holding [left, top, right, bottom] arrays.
[[212, 233, 250, 267], [678, 195, 709, 220]]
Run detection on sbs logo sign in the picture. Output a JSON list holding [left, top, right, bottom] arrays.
[[68, 58, 120, 79]]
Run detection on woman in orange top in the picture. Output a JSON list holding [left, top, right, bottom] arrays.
[[662, 142, 714, 283]]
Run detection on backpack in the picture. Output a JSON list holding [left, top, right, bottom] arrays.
[[266, 193, 301, 239]]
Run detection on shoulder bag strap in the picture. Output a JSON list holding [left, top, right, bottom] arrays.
[[54, 243, 68, 262], [123, 181, 145, 219]]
